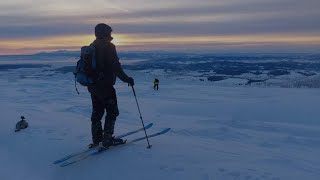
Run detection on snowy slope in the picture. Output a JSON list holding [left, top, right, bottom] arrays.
[[0, 60, 320, 180]]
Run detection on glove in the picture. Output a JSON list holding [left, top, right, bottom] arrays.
[[127, 77, 134, 86]]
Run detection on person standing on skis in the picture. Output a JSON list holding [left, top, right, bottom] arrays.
[[154, 78, 159, 90], [88, 23, 134, 149]]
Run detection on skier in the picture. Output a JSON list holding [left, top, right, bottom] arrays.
[[88, 23, 134, 149], [154, 78, 159, 90]]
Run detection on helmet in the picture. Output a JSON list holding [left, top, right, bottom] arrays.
[[95, 23, 112, 38]]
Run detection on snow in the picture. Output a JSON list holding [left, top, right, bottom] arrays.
[[0, 61, 320, 180]]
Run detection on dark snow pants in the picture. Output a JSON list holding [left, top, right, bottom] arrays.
[[90, 90, 119, 144], [154, 84, 159, 90]]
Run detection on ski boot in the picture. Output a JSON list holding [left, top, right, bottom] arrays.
[[88, 138, 102, 149], [88, 143, 100, 149], [99, 135, 126, 151], [111, 137, 126, 146], [99, 133, 113, 151]]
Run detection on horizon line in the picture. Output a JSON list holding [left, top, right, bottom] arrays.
[[0, 49, 319, 57]]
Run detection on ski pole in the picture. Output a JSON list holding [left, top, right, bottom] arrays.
[[131, 85, 152, 149]]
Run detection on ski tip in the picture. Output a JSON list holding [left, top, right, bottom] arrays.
[[146, 123, 153, 128], [162, 128, 171, 133]]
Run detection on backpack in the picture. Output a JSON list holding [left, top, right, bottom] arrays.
[[74, 45, 98, 94]]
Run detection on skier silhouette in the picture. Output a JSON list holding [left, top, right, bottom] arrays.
[[154, 78, 159, 90], [88, 23, 134, 149]]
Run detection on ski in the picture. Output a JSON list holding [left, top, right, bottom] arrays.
[[59, 128, 171, 167], [53, 123, 153, 165]]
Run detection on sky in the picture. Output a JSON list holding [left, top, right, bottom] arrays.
[[0, 0, 320, 55]]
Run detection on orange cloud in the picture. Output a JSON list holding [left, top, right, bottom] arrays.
[[1, 33, 320, 55]]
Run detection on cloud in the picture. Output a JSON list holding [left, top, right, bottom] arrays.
[[0, 0, 319, 53], [1, 8, 319, 39]]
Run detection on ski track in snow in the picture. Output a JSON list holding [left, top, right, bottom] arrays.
[[0, 64, 320, 180]]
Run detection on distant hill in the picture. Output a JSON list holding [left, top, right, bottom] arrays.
[[0, 50, 192, 61], [33, 50, 79, 57], [0, 50, 79, 60]]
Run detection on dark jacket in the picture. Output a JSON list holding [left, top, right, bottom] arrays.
[[88, 37, 130, 97], [154, 79, 159, 85]]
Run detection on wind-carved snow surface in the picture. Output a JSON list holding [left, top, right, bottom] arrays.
[[0, 59, 320, 180]]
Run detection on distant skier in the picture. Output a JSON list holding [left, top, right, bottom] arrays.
[[87, 23, 134, 149], [154, 78, 159, 90]]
